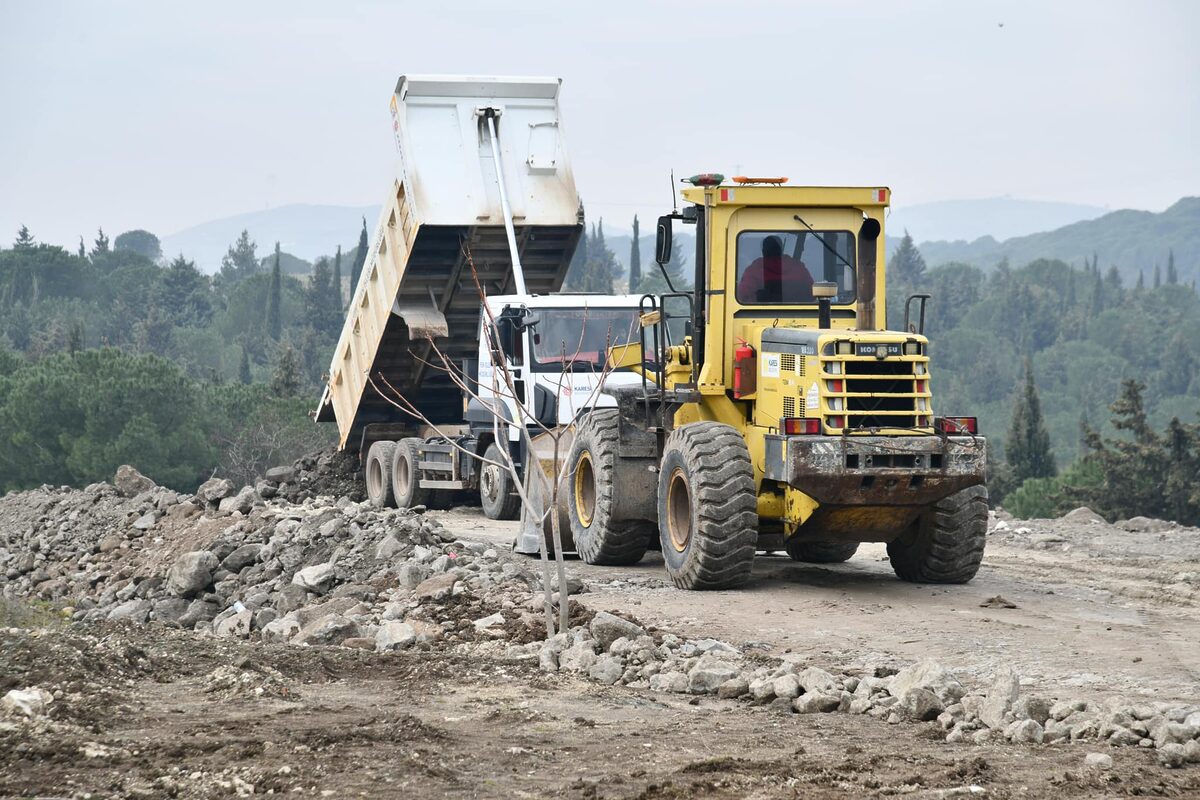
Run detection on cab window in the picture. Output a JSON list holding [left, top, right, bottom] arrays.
[[735, 230, 856, 305]]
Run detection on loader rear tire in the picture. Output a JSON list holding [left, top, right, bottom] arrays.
[[365, 441, 398, 509], [887, 485, 988, 584], [657, 423, 758, 590], [480, 442, 520, 521], [392, 438, 433, 510], [785, 540, 859, 563], [567, 411, 652, 566]]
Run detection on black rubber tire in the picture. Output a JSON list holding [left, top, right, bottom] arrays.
[[567, 410, 652, 566], [365, 441, 397, 509], [785, 540, 860, 563], [887, 485, 989, 583], [391, 437, 432, 509], [657, 422, 758, 590], [480, 442, 520, 520]]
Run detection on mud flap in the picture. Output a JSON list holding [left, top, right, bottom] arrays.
[[512, 430, 576, 556]]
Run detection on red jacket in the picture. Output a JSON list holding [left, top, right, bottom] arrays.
[[737, 255, 814, 303]]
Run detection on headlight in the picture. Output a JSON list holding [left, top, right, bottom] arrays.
[[835, 340, 853, 355], [904, 342, 922, 356]]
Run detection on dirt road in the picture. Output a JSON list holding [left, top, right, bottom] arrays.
[[434, 507, 1200, 705]]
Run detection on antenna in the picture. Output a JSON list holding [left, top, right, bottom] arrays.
[[670, 169, 678, 214]]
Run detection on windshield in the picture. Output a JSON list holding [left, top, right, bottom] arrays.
[[735, 229, 856, 305], [530, 307, 640, 372]]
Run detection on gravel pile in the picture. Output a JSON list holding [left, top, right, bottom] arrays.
[[2, 461, 1198, 769]]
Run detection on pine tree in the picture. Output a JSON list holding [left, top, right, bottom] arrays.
[[77, 237, 86, 259], [577, 221, 617, 294], [1166, 249, 1178, 284], [91, 227, 110, 257], [332, 245, 343, 309], [1005, 358, 1056, 486], [306, 256, 340, 336], [349, 218, 369, 301], [238, 345, 252, 384], [266, 242, 283, 340], [14, 225, 35, 249], [628, 215, 642, 293], [270, 344, 301, 395], [1135, 269, 1144, 290], [1154, 263, 1162, 289], [220, 229, 259, 283], [1089, 271, 1105, 315], [890, 230, 927, 285]]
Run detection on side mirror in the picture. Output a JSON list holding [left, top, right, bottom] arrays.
[[655, 215, 673, 265], [859, 217, 881, 241], [519, 311, 541, 330]]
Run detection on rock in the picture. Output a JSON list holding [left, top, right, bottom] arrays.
[[1006, 718, 1045, 744], [375, 621, 417, 651], [473, 612, 505, 631], [1152, 721, 1198, 748], [589, 611, 645, 651], [551, 574, 587, 595], [795, 666, 838, 695], [1013, 696, 1053, 726], [717, 677, 750, 699], [265, 465, 296, 483], [793, 693, 841, 714], [1158, 743, 1187, 769], [197, 477, 235, 504], [2, 687, 53, 718], [218, 485, 259, 515], [179, 599, 219, 629], [772, 674, 802, 700], [649, 671, 688, 693], [375, 536, 405, 561], [1062, 506, 1106, 525], [107, 599, 152, 622], [1050, 699, 1087, 721], [980, 666, 1020, 729], [273, 585, 309, 614], [131, 512, 157, 531], [294, 614, 360, 646], [413, 572, 457, 600], [688, 638, 740, 657], [889, 659, 966, 706], [901, 687, 944, 721], [214, 609, 253, 638], [397, 562, 428, 589], [166, 551, 218, 597], [261, 617, 301, 644], [687, 655, 741, 694], [152, 597, 191, 627], [292, 563, 337, 594], [97, 534, 122, 553], [114, 465, 155, 497], [1107, 726, 1141, 747], [588, 656, 624, 686], [558, 641, 599, 673], [221, 544, 263, 572], [749, 677, 775, 701], [1182, 739, 1200, 764], [1083, 752, 1113, 770]]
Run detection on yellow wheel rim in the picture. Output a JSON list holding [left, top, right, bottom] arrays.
[[666, 467, 692, 552], [574, 451, 596, 527]]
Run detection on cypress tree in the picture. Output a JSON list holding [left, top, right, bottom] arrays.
[[91, 227, 109, 257], [629, 215, 642, 293], [266, 242, 283, 340], [270, 344, 301, 395], [1135, 269, 1144, 290], [77, 236, 85, 259], [349, 218, 369, 301], [1154, 263, 1162, 289], [1089, 271, 1104, 315], [238, 345, 252, 384], [1166, 249, 1178, 284], [333, 245, 343, 309], [1006, 358, 1056, 486]]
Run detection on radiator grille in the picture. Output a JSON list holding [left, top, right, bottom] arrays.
[[780, 353, 796, 372], [825, 357, 926, 429], [783, 396, 798, 418]]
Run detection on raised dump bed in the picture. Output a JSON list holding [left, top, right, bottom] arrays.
[[316, 75, 583, 452]]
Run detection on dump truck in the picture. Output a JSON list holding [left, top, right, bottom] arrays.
[[565, 177, 989, 589], [315, 75, 641, 518]]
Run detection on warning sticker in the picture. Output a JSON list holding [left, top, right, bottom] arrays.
[[762, 353, 780, 378], [806, 383, 819, 410]]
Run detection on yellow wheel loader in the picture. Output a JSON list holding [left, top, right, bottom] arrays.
[[566, 176, 988, 589]]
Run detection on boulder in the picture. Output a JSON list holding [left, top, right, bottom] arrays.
[[397, 562, 428, 588], [588, 656, 624, 686], [265, 465, 296, 483], [1013, 696, 1054, 726], [197, 477, 235, 504], [220, 544, 263, 572], [165, 551, 218, 597], [795, 666, 838, 695], [980, 666, 1020, 729], [558, 641, 599, 673], [772, 674, 802, 700], [178, 599, 219, 629], [1084, 752, 1113, 770], [294, 613, 360, 646], [2, 687, 53, 718], [218, 485, 259, 516], [107, 599, 152, 622], [131, 512, 158, 531], [214, 609, 253, 638], [413, 572, 457, 600], [687, 655, 741, 694], [793, 692, 841, 714], [114, 465, 155, 497], [261, 617, 301, 644], [1006, 718, 1045, 744], [375, 621, 417, 651], [151, 597, 191, 627], [889, 659, 966, 706], [590, 611, 646, 651], [292, 563, 337, 594], [901, 687, 944, 721], [1061, 506, 1107, 525], [717, 677, 750, 699]]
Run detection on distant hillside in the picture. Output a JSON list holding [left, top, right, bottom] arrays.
[[161, 204, 376, 274], [916, 197, 1200, 281], [888, 198, 1107, 243]]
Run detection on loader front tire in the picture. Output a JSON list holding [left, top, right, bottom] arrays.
[[567, 411, 652, 566], [887, 485, 988, 584], [365, 440, 398, 509], [657, 423, 758, 590], [480, 442, 520, 521], [785, 540, 859, 563], [391, 438, 433, 510]]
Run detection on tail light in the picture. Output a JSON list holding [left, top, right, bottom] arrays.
[[935, 416, 977, 435], [783, 417, 822, 435]]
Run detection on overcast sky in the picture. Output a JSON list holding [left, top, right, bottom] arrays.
[[1, 0, 1196, 247]]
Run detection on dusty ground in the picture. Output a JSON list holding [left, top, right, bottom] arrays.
[[4, 508, 1198, 798]]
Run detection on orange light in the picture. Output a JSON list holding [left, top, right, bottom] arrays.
[[783, 417, 821, 435], [732, 176, 788, 185], [828, 379, 844, 393], [935, 416, 977, 434]]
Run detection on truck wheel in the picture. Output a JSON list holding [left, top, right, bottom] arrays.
[[785, 540, 859, 563], [887, 485, 988, 583], [365, 441, 398, 508], [391, 438, 432, 509], [657, 422, 757, 590], [480, 443, 520, 520], [568, 410, 652, 565]]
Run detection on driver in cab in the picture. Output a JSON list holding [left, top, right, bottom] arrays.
[[737, 235, 814, 303]]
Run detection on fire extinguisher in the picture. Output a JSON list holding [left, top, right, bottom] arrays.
[[734, 339, 757, 398]]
